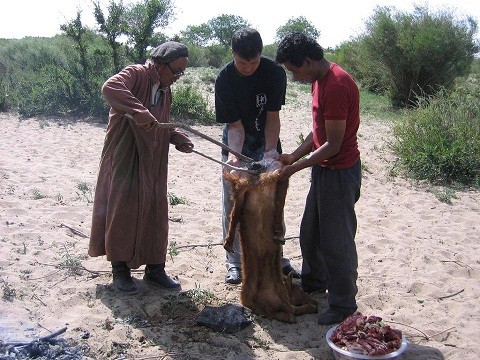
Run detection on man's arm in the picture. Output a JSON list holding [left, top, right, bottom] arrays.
[[264, 110, 281, 151], [226, 120, 245, 166], [279, 119, 346, 180]]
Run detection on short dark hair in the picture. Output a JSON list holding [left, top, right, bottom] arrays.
[[231, 28, 263, 60], [275, 32, 324, 67]]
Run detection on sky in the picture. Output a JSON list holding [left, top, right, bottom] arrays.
[[1, 0, 479, 48]]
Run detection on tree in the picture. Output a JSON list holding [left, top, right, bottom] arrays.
[[207, 14, 251, 47], [93, 0, 127, 72], [124, 0, 174, 63], [275, 16, 320, 43], [364, 5, 478, 107], [180, 24, 212, 46], [61, 12, 94, 99]]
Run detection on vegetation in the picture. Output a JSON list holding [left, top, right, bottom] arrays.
[[171, 85, 215, 124], [391, 79, 480, 187], [275, 16, 319, 43], [335, 5, 478, 108], [0, 1, 478, 189]]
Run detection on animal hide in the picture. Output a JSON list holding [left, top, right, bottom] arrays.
[[224, 159, 317, 323]]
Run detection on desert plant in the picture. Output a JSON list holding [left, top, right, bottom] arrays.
[[185, 283, 218, 306], [427, 186, 457, 204], [391, 87, 480, 186], [2, 280, 16, 301], [363, 5, 478, 108], [167, 191, 188, 205], [58, 244, 87, 275], [171, 85, 215, 125], [167, 241, 179, 261], [76, 181, 94, 203], [32, 188, 47, 200]]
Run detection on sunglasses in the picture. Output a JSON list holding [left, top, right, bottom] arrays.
[[166, 62, 185, 78]]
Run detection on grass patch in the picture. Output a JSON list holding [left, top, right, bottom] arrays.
[[76, 181, 94, 203], [167, 192, 188, 206], [391, 88, 480, 187]]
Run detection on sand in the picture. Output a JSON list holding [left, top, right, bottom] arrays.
[[0, 86, 479, 359]]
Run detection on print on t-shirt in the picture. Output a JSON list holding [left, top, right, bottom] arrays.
[[254, 93, 267, 131]]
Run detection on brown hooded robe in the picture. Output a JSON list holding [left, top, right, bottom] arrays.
[[88, 61, 191, 269]]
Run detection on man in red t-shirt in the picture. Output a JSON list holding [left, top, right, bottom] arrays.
[[275, 32, 362, 325]]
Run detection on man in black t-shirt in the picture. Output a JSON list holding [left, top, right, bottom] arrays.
[[215, 28, 300, 284]]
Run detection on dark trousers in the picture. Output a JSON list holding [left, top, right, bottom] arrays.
[[300, 160, 361, 312]]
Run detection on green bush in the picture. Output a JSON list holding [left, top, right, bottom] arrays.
[[333, 38, 390, 94], [171, 85, 215, 125], [391, 86, 480, 186], [363, 6, 478, 108], [0, 35, 112, 117], [205, 45, 231, 68]]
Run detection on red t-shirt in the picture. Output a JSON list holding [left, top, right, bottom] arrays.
[[311, 63, 360, 169]]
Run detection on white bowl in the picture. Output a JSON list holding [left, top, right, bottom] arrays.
[[326, 325, 408, 360]]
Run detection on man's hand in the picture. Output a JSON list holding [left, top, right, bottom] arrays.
[[279, 153, 295, 165], [226, 156, 243, 168], [277, 164, 296, 181], [263, 148, 280, 160], [142, 120, 157, 132], [176, 143, 194, 153]]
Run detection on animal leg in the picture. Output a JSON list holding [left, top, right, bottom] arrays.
[[292, 303, 318, 315], [271, 310, 296, 323], [224, 188, 246, 253], [273, 179, 289, 244]]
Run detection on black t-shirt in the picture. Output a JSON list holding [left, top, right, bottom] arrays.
[[215, 56, 287, 161]]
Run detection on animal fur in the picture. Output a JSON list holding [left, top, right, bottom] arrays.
[[224, 160, 317, 323]]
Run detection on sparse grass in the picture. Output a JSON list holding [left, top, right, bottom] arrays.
[[427, 186, 457, 204], [15, 242, 27, 255], [76, 180, 94, 203], [19, 269, 32, 281], [38, 119, 50, 129], [167, 192, 188, 206], [185, 283, 218, 306], [57, 244, 88, 275], [55, 193, 64, 203], [2, 280, 16, 301], [168, 241, 179, 262], [250, 335, 270, 350], [360, 90, 406, 123], [32, 188, 47, 199]]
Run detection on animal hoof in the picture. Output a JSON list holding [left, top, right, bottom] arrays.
[[223, 243, 235, 253], [273, 236, 285, 244]]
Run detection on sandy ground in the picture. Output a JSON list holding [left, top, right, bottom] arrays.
[[0, 85, 479, 359]]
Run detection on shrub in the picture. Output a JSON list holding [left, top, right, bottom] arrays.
[[364, 6, 478, 108], [171, 85, 215, 125], [391, 87, 480, 186]]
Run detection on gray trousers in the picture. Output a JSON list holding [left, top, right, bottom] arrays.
[[222, 155, 291, 270], [300, 160, 361, 312]]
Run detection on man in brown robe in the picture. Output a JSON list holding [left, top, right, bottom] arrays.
[[89, 41, 193, 294]]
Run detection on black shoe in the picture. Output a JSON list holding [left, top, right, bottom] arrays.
[[225, 267, 241, 284], [301, 283, 327, 294], [282, 264, 300, 279], [318, 308, 354, 325], [111, 261, 138, 294], [144, 264, 180, 289]]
